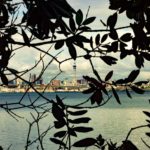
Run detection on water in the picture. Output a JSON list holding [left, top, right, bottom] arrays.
[[0, 91, 149, 150]]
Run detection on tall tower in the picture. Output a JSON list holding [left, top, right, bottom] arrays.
[[73, 61, 77, 86]]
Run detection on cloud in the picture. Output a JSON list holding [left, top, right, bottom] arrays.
[[8, 1, 150, 83]]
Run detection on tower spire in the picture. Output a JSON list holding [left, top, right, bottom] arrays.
[[73, 61, 77, 86]]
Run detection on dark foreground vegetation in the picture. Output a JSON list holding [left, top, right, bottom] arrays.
[[0, 0, 149, 149]]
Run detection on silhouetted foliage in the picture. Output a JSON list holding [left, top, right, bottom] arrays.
[[0, 0, 149, 149]]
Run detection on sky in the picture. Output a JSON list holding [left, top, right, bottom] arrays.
[[8, 0, 150, 83]]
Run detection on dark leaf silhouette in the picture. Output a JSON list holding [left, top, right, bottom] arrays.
[[69, 17, 76, 32], [68, 117, 91, 124], [73, 138, 97, 147], [82, 87, 95, 94], [73, 127, 93, 133], [56, 95, 65, 110], [67, 110, 87, 116], [22, 29, 30, 45], [83, 17, 96, 25], [54, 120, 66, 129], [105, 71, 113, 81], [90, 90, 103, 105], [66, 41, 77, 60], [95, 34, 100, 45], [109, 29, 118, 40], [54, 131, 66, 138], [100, 56, 117, 65], [142, 52, 150, 61], [110, 41, 118, 52], [76, 9, 83, 25], [131, 85, 145, 94], [112, 87, 121, 104], [93, 69, 101, 81], [135, 55, 144, 68], [134, 81, 149, 86], [119, 140, 139, 150], [52, 102, 65, 121], [120, 33, 132, 42], [55, 40, 64, 50], [101, 34, 108, 43], [146, 133, 150, 137], [50, 138, 66, 147], [1, 73, 8, 85], [107, 12, 117, 29], [143, 111, 150, 118], [126, 70, 140, 83], [78, 26, 91, 31], [126, 88, 132, 99]]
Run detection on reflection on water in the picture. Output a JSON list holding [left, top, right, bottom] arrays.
[[0, 91, 149, 150]]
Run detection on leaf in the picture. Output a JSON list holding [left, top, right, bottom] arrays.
[[105, 71, 113, 81], [82, 87, 95, 94], [143, 111, 150, 118], [146, 133, 150, 137], [66, 41, 77, 60], [67, 110, 87, 116], [68, 117, 91, 124], [74, 127, 93, 133], [69, 17, 76, 32], [126, 88, 132, 99], [1, 73, 8, 85], [95, 34, 100, 45], [79, 27, 91, 32], [109, 29, 118, 40], [54, 120, 66, 129], [134, 81, 149, 86], [135, 55, 144, 68], [146, 119, 150, 124], [83, 17, 96, 25], [50, 138, 66, 147], [142, 52, 150, 61], [73, 138, 97, 147], [52, 102, 65, 121], [54, 131, 66, 138], [101, 34, 108, 43], [56, 95, 65, 110], [110, 41, 118, 52], [76, 9, 83, 25], [90, 90, 103, 105], [119, 140, 139, 150], [112, 87, 121, 104], [130, 85, 145, 94], [93, 69, 101, 81], [107, 12, 117, 29], [76, 35, 90, 43], [120, 33, 132, 42], [22, 29, 30, 45], [126, 70, 140, 83], [55, 40, 64, 50], [115, 79, 125, 84], [100, 56, 117, 65]]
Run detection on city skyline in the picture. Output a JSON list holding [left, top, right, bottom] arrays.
[[8, 0, 150, 82]]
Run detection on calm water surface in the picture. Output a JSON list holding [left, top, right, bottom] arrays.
[[0, 91, 149, 150]]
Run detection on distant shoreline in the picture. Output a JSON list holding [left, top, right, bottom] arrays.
[[0, 88, 150, 93]]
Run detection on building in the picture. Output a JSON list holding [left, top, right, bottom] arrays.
[[51, 80, 61, 87]]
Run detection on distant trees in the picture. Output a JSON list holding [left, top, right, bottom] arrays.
[[0, 0, 149, 149]]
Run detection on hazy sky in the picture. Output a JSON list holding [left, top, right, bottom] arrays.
[[9, 0, 150, 83]]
